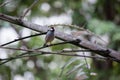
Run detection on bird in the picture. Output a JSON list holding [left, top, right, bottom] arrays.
[[43, 27, 55, 46]]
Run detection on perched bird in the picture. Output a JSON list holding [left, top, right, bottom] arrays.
[[43, 27, 55, 46]]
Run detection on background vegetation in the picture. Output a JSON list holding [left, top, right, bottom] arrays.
[[0, 0, 120, 80]]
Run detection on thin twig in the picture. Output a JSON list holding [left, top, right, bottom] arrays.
[[49, 24, 85, 31], [83, 52, 92, 79], [0, 46, 106, 60], [0, 32, 46, 46], [10, 24, 28, 47], [35, 40, 77, 50], [0, 48, 106, 65], [0, 46, 90, 53], [0, 1, 12, 8], [83, 52, 89, 69], [19, 0, 39, 19], [0, 60, 12, 65]]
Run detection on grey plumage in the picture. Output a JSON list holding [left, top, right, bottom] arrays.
[[43, 27, 55, 46]]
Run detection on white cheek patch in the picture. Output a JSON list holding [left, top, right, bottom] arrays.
[[50, 29, 53, 31]]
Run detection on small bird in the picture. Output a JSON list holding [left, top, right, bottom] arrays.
[[43, 27, 55, 46]]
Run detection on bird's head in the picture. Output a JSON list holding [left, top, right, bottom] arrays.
[[49, 27, 55, 32]]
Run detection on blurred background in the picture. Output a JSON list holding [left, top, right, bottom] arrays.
[[0, 0, 120, 80]]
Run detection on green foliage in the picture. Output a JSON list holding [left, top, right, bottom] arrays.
[[88, 19, 115, 35], [0, 65, 11, 80], [28, 36, 43, 48], [112, 29, 120, 41]]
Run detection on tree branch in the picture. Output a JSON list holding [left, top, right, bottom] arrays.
[[0, 13, 120, 62], [0, 46, 106, 65], [0, 1, 12, 8], [0, 32, 46, 46], [19, 0, 39, 19], [35, 40, 76, 50]]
